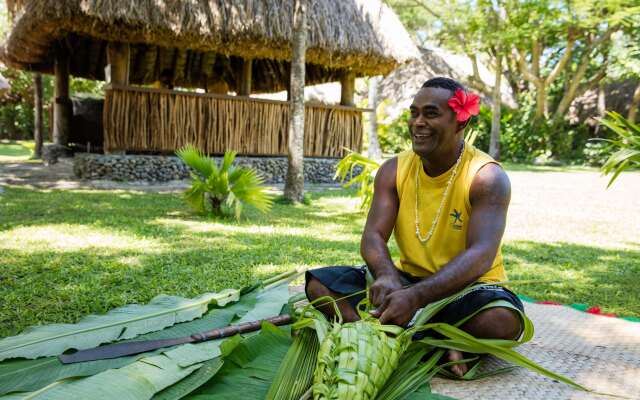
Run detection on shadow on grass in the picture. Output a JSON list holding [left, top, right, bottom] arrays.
[[503, 241, 640, 318]]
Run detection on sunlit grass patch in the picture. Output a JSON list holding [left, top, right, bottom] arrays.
[[0, 225, 163, 253], [0, 140, 34, 163]]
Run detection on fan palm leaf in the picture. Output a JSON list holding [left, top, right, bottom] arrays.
[[176, 146, 217, 178], [176, 146, 273, 219]]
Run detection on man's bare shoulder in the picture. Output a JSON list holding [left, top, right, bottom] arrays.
[[375, 157, 398, 188], [469, 163, 511, 207]]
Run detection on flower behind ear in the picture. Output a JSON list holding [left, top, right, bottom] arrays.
[[447, 89, 480, 122]]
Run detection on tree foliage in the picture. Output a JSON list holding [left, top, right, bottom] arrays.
[[386, 0, 640, 161]]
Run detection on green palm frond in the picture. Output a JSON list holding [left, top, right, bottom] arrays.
[[176, 146, 272, 218], [335, 149, 381, 211], [184, 179, 207, 213], [176, 145, 217, 178], [220, 151, 238, 174], [598, 111, 640, 187], [232, 169, 273, 214]]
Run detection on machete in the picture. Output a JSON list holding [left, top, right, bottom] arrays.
[[58, 314, 292, 364]]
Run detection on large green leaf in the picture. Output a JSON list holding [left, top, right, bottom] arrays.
[[176, 146, 216, 178], [152, 358, 224, 400], [19, 350, 204, 400], [0, 290, 240, 362], [185, 323, 292, 400], [0, 299, 248, 396], [0, 281, 292, 398]]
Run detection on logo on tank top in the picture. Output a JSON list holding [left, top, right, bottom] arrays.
[[449, 209, 463, 230]]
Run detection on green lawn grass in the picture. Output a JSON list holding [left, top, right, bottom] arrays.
[[0, 140, 35, 163], [0, 169, 639, 337]]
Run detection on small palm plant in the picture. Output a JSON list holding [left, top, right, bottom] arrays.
[[598, 111, 640, 187], [176, 145, 273, 219], [334, 149, 380, 211]]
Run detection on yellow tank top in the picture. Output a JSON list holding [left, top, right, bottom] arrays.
[[393, 142, 506, 282]]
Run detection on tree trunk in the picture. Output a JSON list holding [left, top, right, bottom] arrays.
[[284, 0, 307, 203], [33, 73, 44, 159], [534, 83, 547, 121], [367, 76, 382, 161], [594, 82, 606, 135], [489, 53, 503, 160], [551, 59, 590, 125], [628, 81, 640, 123]]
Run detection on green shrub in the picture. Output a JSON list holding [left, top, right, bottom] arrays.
[[378, 110, 411, 154], [176, 146, 273, 219], [499, 92, 547, 162]]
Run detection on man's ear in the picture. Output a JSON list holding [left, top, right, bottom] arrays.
[[456, 119, 470, 133]]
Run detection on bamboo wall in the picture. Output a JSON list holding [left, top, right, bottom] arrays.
[[103, 86, 364, 157]]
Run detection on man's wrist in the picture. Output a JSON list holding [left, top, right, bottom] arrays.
[[408, 281, 435, 308], [372, 265, 401, 280]]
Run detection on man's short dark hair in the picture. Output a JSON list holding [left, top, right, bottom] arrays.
[[421, 77, 465, 93]]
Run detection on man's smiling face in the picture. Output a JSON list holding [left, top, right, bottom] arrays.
[[408, 87, 461, 158]]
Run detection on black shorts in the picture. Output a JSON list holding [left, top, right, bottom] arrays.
[[305, 265, 524, 326]]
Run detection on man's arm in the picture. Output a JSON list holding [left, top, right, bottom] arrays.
[[360, 158, 403, 307], [377, 163, 511, 326]]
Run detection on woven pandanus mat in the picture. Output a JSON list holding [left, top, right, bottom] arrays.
[[430, 302, 640, 399]]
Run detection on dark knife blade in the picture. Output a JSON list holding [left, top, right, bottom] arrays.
[[58, 314, 292, 364]]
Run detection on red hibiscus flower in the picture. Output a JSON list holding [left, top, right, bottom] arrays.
[[447, 89, 480, 122]]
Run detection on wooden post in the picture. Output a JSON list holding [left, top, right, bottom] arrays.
[[340, 71, 356, 107], [284, 0, 307, 203], [33, 73, 44, 158], [106, 42, 130, 85], [53, 47, 71, 146], [105, 43, 129, 154], [240, 58, 252, 96]]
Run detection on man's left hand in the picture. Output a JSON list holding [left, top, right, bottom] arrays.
[[370, 287, 420, 327]]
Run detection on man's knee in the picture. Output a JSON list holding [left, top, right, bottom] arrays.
[[461, 307, 522, 340], [306, 277, 330, 301]]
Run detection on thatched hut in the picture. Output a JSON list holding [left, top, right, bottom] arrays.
[[2, 0, 418, 158]]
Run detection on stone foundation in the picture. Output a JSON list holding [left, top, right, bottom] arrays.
[[73, 153, 358, 184]]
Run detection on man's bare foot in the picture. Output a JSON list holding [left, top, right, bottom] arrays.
[[446, 349, 468, 377]]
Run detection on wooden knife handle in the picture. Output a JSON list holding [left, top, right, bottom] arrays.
[[190, 314, 292, 342]]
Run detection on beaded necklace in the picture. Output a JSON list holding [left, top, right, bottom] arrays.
[[415, 142, 465, 243]]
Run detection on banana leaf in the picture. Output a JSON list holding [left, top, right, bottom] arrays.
[[152, 358, 224, 400], [0, 301, 245, 396], [184, 323, 293, 400], [0, 282, 292, 399], [0, 290, 240, 361], [0, 282, 291, 396]]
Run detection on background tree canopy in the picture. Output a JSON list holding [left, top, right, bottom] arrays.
[[384, 0, 640, 163]]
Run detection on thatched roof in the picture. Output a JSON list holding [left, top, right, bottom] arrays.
[[377, 46, 516, 122], [1, 0, 418, 92]]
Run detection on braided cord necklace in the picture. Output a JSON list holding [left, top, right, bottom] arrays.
[[415, 142, 465, 244]]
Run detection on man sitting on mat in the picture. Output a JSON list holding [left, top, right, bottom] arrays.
[[305, 77, 525, 377]]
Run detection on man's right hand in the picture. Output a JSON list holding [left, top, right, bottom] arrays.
[[369, 274, 403, 308]]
